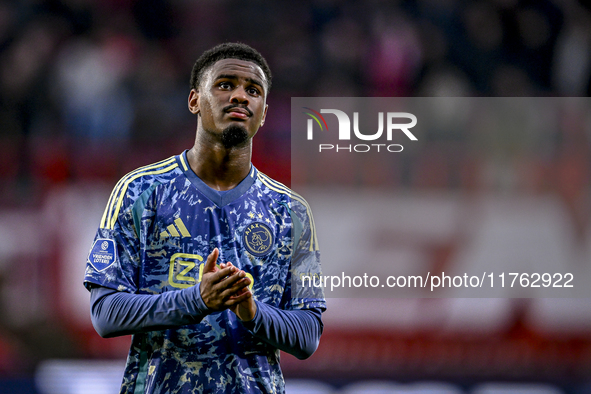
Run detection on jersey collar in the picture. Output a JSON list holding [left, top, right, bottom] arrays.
[[177, 150, 257, 207]]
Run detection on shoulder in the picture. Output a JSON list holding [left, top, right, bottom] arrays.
[[254, 171, 310, 209], [99, 155, 183, 230], [255, 170, 318, 249]]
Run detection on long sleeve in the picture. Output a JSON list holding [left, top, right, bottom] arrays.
[[91, 287, 324, 358], [89, 284, 210, 338], [240, 301, 324, 360]]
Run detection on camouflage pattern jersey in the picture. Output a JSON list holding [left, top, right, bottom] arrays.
[[84, 151, 326, 393]]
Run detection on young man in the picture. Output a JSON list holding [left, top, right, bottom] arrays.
[[84, 43, 326, 393]]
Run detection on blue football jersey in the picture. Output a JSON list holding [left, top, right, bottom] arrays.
[[84, 151, 325, 393]]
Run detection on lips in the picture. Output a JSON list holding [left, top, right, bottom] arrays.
[[224, 106, 252, 119]]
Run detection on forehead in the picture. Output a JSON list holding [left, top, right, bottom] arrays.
[[204, 58, 267, 87]]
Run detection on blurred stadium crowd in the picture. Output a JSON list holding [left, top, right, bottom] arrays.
[[1, 0, 591, 393], [2, 0, 591, 201]]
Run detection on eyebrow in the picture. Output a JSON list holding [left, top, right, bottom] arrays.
[[215, 74, 265, 89]]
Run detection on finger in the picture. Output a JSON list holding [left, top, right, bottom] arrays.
[[214, 270, 248, 291], [219, 276, 252, 298], [228, 272, 251, 290], [209, 265, 240, 283], [234, 271, 251, 286], [225, 291, 252, 306], [203, 248, 219, 273], [233, 286, 250, 296]]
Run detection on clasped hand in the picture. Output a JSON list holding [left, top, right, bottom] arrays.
[[199, 248, 257, 321]]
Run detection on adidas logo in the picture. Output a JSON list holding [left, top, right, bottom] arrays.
[[160, 218, 192, 239]]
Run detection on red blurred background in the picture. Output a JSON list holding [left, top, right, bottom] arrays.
[[1, 0, 591, 393]]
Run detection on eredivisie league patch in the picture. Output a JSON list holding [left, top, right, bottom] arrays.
[[87, 238, 117, 271], [243, 222, 274, 257]]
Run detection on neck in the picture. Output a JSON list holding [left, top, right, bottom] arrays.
[[186, 130, 252, 191]]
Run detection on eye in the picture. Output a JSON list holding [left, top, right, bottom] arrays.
[[219, 81, 232, 90], [247, 86, 260, 96]]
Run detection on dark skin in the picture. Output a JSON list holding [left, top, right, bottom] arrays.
[[186, 58, 269, 322]]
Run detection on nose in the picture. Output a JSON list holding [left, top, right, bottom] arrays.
[[230, 85, 249, 105]]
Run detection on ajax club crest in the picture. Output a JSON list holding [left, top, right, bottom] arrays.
[[243, 222, 274, 257]]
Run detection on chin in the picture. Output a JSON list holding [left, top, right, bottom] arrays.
[[221, 124, 250, 149]]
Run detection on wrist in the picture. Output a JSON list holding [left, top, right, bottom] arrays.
[[239, 300, 259, 328], [241, 302, 257, 322], [188, 282, 212, 315]]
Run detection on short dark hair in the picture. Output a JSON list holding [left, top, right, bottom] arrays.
[[190, 42, 272, 93]]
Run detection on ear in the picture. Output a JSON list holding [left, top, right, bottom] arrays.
[[260, 104, 268, 127], [188, 89, 200, 115]]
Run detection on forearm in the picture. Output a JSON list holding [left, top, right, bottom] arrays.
[[241, 301, 324, 360], [90, 284, 210, 338]]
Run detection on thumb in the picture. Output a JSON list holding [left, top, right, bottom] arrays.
[[203, 248, 219, 273]]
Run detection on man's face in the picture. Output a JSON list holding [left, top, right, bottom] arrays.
[[189, 58, 268, 148]]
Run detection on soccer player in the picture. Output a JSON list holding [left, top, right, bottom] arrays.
[[84, 43, 326, 393]]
